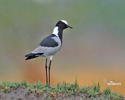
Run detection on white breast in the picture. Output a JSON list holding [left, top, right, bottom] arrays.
[[52, 27, 59, 36]]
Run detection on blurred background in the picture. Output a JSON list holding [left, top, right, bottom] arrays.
[[0, 0, 125, 95]]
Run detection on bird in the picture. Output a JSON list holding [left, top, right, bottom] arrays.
[[25, 20, 72, 87]]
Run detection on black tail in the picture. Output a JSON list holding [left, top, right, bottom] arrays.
[[25, 53, 43, 60]]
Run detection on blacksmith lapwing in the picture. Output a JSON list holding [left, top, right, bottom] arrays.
[[25, 20, 72, 87]]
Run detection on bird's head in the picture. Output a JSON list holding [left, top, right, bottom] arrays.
[[56, 20, 72, 30]]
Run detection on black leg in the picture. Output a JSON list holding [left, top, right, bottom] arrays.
[[45, 58, 48, 85], [48, 60, 52, 87]]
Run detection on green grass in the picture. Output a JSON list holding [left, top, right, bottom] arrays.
[[0, 81, 124, 100]]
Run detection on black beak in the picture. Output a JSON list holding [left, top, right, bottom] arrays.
[[67, 25, 72, 29]]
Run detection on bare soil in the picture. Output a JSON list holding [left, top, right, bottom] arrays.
[[0, 87, 124, 100], [0, 87, 103, 100]]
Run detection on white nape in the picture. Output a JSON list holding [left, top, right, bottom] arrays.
[[52, 26, 59, 36], [61, 20, 68, 25]]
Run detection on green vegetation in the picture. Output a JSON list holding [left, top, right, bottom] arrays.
[[0, 81, 124, 100]]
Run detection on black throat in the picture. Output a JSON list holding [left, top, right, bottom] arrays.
[[57, 27, 63, 43]]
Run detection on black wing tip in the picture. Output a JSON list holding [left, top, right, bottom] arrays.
[[25, 53, 43, 60], [25, 53, 34, 60], [25, 54, 29, 57], [25, 58, 29, 60], [25, 53, 32, 57]]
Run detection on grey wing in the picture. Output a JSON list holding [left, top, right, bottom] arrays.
[[31, 46, 47, 54], [32, 34, 61, 56], [40, 34, 58, 47], [32, 44, 61, 56]]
